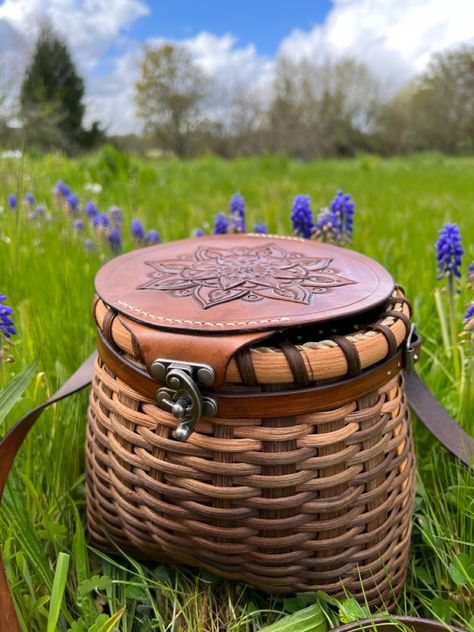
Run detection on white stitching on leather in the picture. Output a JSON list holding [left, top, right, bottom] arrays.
[[117, 301, 291, 327]]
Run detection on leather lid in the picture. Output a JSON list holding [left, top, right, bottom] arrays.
[[95, 234, 394, 334]]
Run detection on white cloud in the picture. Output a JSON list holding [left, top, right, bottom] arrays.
[[278, 0, 474, 89], [1, 0, 474, 134]]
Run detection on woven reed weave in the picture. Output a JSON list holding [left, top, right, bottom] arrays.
[[86, 286, 416, 608]]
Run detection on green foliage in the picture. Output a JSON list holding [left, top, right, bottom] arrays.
[[19, 23, 102, 153], [0, 152, 473, 630], [135, 43, 210, 157]]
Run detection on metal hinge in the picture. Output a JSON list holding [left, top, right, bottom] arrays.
[[404, 323, 421, 373], [151, 359, 218, 441]]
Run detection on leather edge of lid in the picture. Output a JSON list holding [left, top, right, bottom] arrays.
[[120, 317, 279, 387]]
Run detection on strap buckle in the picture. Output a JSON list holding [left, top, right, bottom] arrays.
[[404, 323, 421, 373]]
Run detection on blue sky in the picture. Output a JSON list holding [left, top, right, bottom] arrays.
[[128, 0, 332, 56], [0, 0, 473, 133]]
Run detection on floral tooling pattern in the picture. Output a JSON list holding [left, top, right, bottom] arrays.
[[138, 244, 356, 309]]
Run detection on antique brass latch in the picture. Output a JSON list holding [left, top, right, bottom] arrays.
[[151, 359, 218, 441]]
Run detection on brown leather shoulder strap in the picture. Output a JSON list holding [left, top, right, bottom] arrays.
[[0, 351, 472, 629], [405, 371, 474, 468], [0, 353, 96, 632]]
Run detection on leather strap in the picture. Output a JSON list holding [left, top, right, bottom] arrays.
[[0, 349, 472, 629], [0, 353, 96, 632], [96, 329, 411, 418]]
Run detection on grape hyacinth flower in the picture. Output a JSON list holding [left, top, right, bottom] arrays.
[[468, 261, 474, 288], [108, 227, 122, 254], [253, 221, 268, 234], [7, 194, 16, 210], [36, 205, 46, 217], [194, 228, 205, 237], [24, 192, 35, 206], [229, 193, 246, 233], [329, 190, 355, 239], [73, 219, 85, 231], [312, 208, 339, 243], [54, 181, 71, 198], [145, 229, 160, 245], [93, 212, 110, 232], [464, 303, 474, 325], [131, 219, 145, 243], [435, 223, 464, 281], [85, 201, 98, 218], [109, 206, 123, 227], [0, 293, 15, 362], [291, 195, 314, 239], [213, 212, 228, 235], [66, 193, 79, 214], [0, 294, 16, 339]]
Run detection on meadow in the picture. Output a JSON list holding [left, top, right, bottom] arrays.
[[0, 148, 473, 631]]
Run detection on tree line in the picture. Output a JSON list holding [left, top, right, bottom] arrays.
[[1, 23, 474, 158]]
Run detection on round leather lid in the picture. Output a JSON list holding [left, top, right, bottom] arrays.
[[95, 233, 394, 333]]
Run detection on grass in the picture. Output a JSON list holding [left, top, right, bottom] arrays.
[[0, 147, 473, 631]]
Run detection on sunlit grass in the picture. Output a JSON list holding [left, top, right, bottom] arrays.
[[0, 149, 473, 630]]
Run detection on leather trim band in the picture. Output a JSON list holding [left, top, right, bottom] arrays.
[[96, 329, 410, 419]]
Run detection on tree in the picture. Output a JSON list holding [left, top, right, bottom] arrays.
[[410, 46, 474, 153], [267, 56, 381, 158], [135, 44, 210, 157], [20, 23, 87, 151]]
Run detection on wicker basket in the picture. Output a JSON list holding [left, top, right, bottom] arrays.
[[86, 234, 416, 608]]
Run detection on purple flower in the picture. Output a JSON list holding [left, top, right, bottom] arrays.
[[7, 194, 16, 209], [291, 195, 313, 239], [468, 261, 474, 285], [464, 303, 474, 324], [435, 223, 464, 279], [312, 208, 339, 243], [145, 229, 160, 245], [54, 181, 71, 197], [93, 212, 110, 230], [109, 206, 123, 227], [329, 190, 355, 238], [229, 193, 246, 233], [194, 228, 205, 237], [73, 219, 85, 231], [213, 212, 228, 235], [253, 221, 268, 234], [24, 192, 35, 206], [85, 201, 98, 218], [108, 227, 122, 253], [66, 193, 79, 213], [131, 219, 145, 242], [36, 205, 45, 217], [0, 294, 16, 339]]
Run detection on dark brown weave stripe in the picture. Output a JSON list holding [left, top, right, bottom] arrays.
[[371, 324, 398, 357], [385, 296, 413, 316], [102, 309, 117, 343], [235, 347, 258, 386], [382, 310, 411, 336], [326, 335, 361, 377], [278, 341, 310, 386]]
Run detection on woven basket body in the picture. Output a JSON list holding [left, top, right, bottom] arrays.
[[86, 234, 416, 608]]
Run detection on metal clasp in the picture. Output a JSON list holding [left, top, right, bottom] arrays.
[[151, 359, 217, 441], [404, 323, 420, 373]]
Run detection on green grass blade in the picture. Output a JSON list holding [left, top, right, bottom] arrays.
[[257, 603, 327, 632], [47, 552, 70, 632], [0, 361, 37, 425]]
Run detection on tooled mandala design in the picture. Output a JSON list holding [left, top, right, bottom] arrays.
[[137, 244, 356, 309]]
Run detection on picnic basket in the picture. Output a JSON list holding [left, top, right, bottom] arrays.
[[85, 233, 418, 607]]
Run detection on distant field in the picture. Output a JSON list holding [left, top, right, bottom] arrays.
[[1, 150, 473, 631]]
